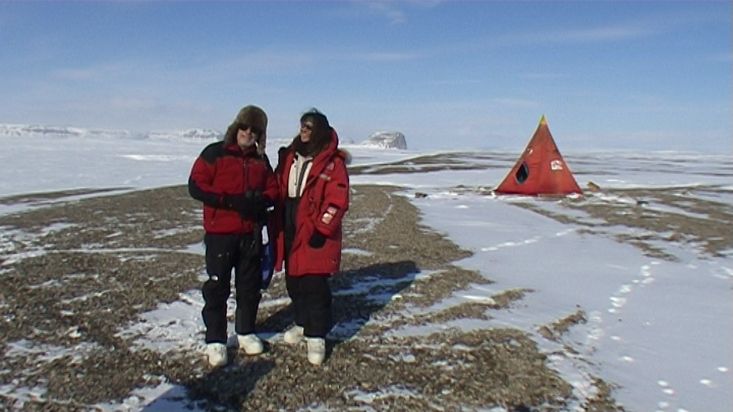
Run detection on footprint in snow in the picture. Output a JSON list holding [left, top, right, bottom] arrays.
[[657, 379, 675, 395]]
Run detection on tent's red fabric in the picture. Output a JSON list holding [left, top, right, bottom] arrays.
[[495, 116, 582, 196]]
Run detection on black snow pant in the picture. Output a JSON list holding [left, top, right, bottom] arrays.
[[283, 197, 332, 338], [285, 274, 332, 338], [202, 233, 262, 344]]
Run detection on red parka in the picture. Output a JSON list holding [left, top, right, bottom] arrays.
[[274, 130, 350, 276], [189, 141, 278, 235]]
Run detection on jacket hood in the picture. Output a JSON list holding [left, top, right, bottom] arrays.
[[288, 127, 341, 158]]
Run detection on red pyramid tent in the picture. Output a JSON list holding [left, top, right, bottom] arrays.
[[495, 116, 582, 196]]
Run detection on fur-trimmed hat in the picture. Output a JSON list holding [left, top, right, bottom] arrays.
[[223, 105, 268, 154]]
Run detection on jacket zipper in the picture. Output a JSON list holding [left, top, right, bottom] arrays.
[[295, 158, 313, 197], [243, 158, 249, 192], [242, 158, 249, 224]]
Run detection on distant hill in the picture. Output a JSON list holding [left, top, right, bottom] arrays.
[[0, 123, 410, 152], [0, 123, 222, 141], [361, 131, 407, 150]]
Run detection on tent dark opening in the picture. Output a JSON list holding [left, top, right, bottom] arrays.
[[515, 162, 529, 184]]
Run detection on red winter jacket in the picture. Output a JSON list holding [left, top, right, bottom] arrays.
[[274, 130, 350, 276], [188, 141, 278, 234]]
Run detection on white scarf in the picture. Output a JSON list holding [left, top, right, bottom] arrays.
[[288, 152, 313, 198]]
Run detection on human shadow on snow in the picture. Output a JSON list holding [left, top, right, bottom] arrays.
[[260, 260, 420, 360], [140, 260, 418, 409]]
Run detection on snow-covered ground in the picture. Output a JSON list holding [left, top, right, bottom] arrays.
[[1, 131, 731, 411]]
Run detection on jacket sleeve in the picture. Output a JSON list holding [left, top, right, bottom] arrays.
[[188, 145, 225, 208], [272, 148, 289, 272], [261, 154, 279, 207], [313, 157, 349, 237]]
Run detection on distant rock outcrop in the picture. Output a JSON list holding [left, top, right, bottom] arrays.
[[148, 129, 222, 141], [361, 131, 407, 150], [0, 123, 143, 139], [0, 123, 221, 141]]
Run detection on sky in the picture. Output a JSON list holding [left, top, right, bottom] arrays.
[[1, 134, 731, 411], [1, 1, 731, 153]]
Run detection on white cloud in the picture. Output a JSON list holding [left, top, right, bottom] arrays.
[[350, 51, 422, 62], [494, 23, 655, 48], [52, 63, 136, 81], [428, 78, 483, 86], [355, 0, 443, 25], [519, 72, 568, 80], [362, 0, 407, 25], [546, 25, 654, 43]]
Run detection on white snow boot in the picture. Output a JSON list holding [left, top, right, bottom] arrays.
[[306, 337, 326, 365], [237, 333, 264, 355], [205, 343, 228, 367], [283, 325, 304, 345]]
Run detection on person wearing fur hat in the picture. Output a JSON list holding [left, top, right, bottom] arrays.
[[274, 108, 350, 365], [188, 105, 278, 367]]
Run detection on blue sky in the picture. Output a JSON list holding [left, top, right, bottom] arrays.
[[1, 1, 730, 153]]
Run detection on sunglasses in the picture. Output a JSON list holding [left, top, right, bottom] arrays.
[[300, 123, 314, 131], [238, 123, 262, 136]]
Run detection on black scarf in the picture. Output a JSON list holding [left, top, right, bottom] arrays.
[[292, 138, 317, 157]]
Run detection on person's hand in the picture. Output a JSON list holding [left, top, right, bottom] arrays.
[[224, 193, 265, 218], [244, 195, 266, 219], [224, 193, 247, 211], [308, 231, 326, 248]]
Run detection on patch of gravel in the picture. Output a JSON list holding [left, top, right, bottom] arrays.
[[0, 183, 622, 411], [182, 329, 572, 411], [538, 309, 588, 342]]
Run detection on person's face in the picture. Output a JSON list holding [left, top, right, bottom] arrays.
[[236, 123, 260, 148], [299, 121, 314, 143]]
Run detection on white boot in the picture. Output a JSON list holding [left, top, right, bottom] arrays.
[[205, 343, 228, 367], [237, 333, 264, 355], [306, 337, 326, 365], [283, 325, 304, 345]]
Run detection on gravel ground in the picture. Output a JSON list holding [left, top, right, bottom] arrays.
[[0, 181, 624, 411]]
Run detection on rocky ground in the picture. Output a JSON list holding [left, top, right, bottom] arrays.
[[0, 175, 633, 411], [2, 152, 731, 411]]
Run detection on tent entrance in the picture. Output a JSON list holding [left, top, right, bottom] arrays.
[[515, 162, 529, 184]]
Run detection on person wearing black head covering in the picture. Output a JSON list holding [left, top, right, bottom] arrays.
[[290, 110, 331, 157], [188, 105, 279, 367], [274, 108, 350, 365]]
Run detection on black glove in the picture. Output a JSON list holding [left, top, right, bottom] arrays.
[[224, 193, 265, 219], [308, 231, 326, 248], [223, 193, 245, 209]]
